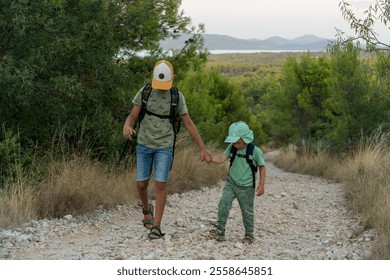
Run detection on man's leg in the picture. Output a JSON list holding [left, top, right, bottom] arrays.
[[137, 180, 152, 222], [153, 181, 167, 228], [136, 144, 154, 227], [151, 146, 172, 228]]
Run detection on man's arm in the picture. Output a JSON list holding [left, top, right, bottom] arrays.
[[180, 113, 212, 162], [123, 104, 141, 140]]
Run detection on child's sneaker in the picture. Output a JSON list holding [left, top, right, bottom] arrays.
[[242, 235, 254, 244], [216, 233, 226, 241], [210, 226, 226, 241]]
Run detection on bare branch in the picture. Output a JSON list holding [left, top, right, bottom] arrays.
[[338, 0, 390, 50]]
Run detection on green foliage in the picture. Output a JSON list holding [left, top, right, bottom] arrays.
[[326, 43, 390, 153], [2, 0, 389, 192], [374, 51, 390, 101], [336, 1, 390, 103], [178, 68, 265, 146], [0, 0, 200, 162], [0, 126, 42, 187], [259, 53, 332, 146], [283, 54, 331, 141], [0, 127, 23, 186], [243, 48, 390, 153], [260, 77, 298, 146]]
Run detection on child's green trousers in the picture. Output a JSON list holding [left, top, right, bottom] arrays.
[[217, 176, 255, 238]]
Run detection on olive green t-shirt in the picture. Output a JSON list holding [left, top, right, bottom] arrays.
[[223, 143, 265, 187], [132, 87, 188, 148]]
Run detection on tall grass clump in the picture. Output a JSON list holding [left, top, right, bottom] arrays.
[[270, 140, 335, 179], [36, 156, 138, 218], [334, 130, 390, 259], [0, 127, 43, 228], [0, 183, 38, 228]]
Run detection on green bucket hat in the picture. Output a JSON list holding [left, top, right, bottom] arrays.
[[224, 121, 254, 144]]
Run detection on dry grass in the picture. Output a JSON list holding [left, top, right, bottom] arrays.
[[0, 182, 38, 228], [333, 133, 390, 259], [0, 134, 227, 228], [270, 144, 335, 179], [36, 156, 138, 218]]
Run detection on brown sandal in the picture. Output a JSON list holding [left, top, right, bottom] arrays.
[[148, 225, 165, 240]]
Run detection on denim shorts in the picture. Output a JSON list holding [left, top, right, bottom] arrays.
[[136, 144, 173, 183]]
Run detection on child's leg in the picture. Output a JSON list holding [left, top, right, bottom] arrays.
[[237, 186, 255, 238], [217, 178, 236, 232]]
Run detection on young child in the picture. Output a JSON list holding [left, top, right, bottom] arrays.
[[210, 121, 266, 244]]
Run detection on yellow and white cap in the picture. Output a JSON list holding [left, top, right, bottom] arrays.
[[152, 60, 174, 90]]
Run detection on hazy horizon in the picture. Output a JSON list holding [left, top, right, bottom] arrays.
[[180, 0, 389, 42]]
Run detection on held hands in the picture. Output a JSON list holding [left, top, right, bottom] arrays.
[[200, 149, 212, 163]]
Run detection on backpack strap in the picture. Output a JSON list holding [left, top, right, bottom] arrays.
[[169, 85, 180, 134], [169, 85, 180, 170], [246, 143, 257, 188], [138, 82, 153, 125], [229, 143, 257, 188], [229, 145, 238, 169]]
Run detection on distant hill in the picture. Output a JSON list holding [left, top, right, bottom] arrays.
[[160, 34, 333, 51]]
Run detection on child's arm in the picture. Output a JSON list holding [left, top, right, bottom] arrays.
[[211, 154, 228, 164], [256, 165, 266, 196]]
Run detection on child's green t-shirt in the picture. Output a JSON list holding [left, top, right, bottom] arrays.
[[132, 87, 188, 148], [224, 143, 265, 187]]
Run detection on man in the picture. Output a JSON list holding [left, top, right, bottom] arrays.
[[123, 60, 212, 239]]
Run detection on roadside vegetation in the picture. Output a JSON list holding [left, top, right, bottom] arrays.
[[270, 129, 390, 259], [0, 132, 227, 228]]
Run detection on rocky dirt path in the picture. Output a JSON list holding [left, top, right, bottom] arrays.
[[0, 160, 374, 260]]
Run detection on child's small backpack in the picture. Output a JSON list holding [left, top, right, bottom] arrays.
[[137, 82, 181, 168], [229, 143, 257, 188]]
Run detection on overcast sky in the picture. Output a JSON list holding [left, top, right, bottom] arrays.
[[180, 0, 388, 41]]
